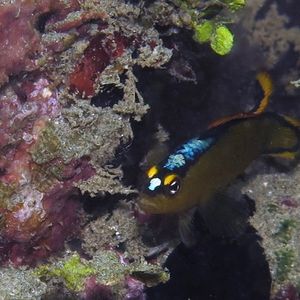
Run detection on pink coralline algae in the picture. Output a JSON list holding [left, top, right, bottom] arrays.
[[81, 276, 113, 300], [124, 277, 146, 300], [273, 285, 300, 300], [0, 76, 94, 266], [0, 0, 79, 86]]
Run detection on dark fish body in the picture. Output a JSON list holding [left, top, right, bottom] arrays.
[[140, 113, 300, 214]]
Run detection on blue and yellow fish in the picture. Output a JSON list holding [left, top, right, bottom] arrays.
[[139, 73, 300, 217]]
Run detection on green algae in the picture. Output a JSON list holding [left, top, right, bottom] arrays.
[[35, 250, 169, 294], [274, 219, 297, 243], [193, 20, 214, 43], [36, 254, 97, 292], [174, 0, 244, 55], [0, 181, 15, 208], [193, 21, 234, 55], [223, 0, 245, 11], [275, 247, 295, 283], [30, 122, 61, 165], [211, 25, 234, 55]]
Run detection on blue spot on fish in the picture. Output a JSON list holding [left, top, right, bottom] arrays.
[[163, 153, 185, 170], [163, 137, 214, 171]]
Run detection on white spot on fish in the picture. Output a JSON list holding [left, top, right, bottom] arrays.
[[148, 177, 162, 191]]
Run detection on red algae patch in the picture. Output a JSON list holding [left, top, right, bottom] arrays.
[[69, 33, 128, 97]]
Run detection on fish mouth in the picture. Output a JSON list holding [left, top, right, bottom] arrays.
[[138, 196, 160, 214]]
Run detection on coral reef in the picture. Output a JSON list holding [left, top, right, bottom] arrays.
[[0, 0, 299, 299], [0, 0, 172, 267], [0, 0, 181, 297]]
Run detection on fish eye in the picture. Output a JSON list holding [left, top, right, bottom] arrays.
[[167, 178, 180, 195]]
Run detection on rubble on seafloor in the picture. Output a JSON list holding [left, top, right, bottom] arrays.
[[243, 163, 300, 299], [0, 0, 300, 299]]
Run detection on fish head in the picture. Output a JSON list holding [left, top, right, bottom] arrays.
[[139, 165, 190, 214]]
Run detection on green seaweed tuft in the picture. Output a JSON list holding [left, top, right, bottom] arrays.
[[275, 248, 295, 282], [193, 20, 214, 43], [211, 25, 234, 55], [222, 0, 246, 11], [274, 219, 297, 243], [0, 181, 15, 208], [30, 122, 61, 164], [36, 254, 96, 292]]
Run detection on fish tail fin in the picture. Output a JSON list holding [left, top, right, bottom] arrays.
[[266, 116, 300, 160], [253, 71, 273, 114], [283, 115, 300, 128]]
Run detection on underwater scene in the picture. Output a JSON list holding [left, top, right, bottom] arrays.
[[0, 0, 300, 299]]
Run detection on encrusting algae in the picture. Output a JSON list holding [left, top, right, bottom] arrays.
[[35, 250, 169, 297]]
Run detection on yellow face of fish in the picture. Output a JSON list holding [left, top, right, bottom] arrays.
[[139, 137, 216, 214], [139, 166, 185, 214]]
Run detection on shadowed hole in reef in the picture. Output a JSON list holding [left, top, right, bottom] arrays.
[[80, 192, 136, 219], [91, 84, 124, 108], [35, 11, 56, 33], [80, 192, 119, 218], [0, 167, 6, 176], [146, 213, 271, 300]]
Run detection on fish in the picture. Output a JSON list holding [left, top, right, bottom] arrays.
[[139, 73, 300, 218]]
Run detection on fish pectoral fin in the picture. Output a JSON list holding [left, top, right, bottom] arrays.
[[201, 191, 249, 239], [178, 207, 198, 247]]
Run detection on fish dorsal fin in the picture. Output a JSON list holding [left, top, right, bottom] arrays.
[[208, 72, 273, 129], [252, 71, 273, 114], [208, 112, 251, 129]]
